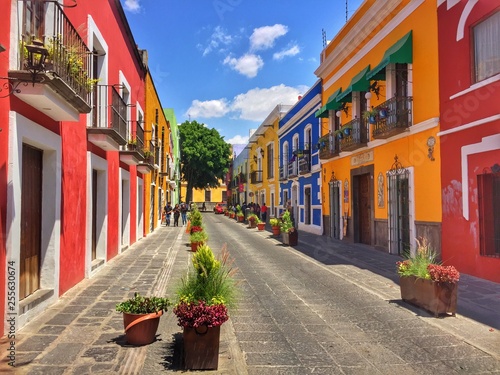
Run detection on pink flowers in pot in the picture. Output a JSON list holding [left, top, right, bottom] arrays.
[[174, 299, 228, 328], [427, 264, 460, 284]]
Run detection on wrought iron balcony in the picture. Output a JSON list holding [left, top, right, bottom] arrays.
[[372, 96, 413, 139], [288, 160, 298, 178], [318, 133, 340, 160], [299, 156, 311, 175], [120, 120, 145, 166], [279, 166, 288, 181], [340, 118, 368, 152], [250, 170, 263, 184], [137, 140, 157, 174], [87, 85, 128, 150], [9, 0, 92, 120]]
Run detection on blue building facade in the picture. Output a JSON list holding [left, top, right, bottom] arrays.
[[278, 80, 323, 235]]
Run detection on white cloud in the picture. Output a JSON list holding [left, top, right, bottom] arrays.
[[223, 53, 264, 78], [250, 24, 288, 51], [227, 135, 249, 145], [273, 45, 300, 60], [123, 0, 141, 13], [231, 84, 306, 121], [185, 99, 230, 119], [202, 26, 234, 56]]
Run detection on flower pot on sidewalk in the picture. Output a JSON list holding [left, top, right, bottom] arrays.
[[183, 325, 221, 370], [257, 222, 265, 231], [123, 311, 163, 346]]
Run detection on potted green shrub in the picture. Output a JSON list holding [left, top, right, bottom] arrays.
[[270, 217, 280, 236], [362, 108, 379, 124], [115, 292, 170, 346], [173, 244, 238, 370], [397, 237, 460, 317], [189, 228, 208, 252], [247, 213, 259, 228], [280, 211, 298, 246]]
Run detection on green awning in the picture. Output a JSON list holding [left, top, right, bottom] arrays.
[[336, 65, 370, 102], [315, 88, 342, 118], [315, 106, 329, 118], [366, 30, 413, 81]]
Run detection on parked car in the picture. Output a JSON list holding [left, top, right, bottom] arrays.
[[213, 202, 227, 214]]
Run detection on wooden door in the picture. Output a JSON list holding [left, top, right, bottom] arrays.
[[20, 144, 42, 299], [359, 173, 371, 244]]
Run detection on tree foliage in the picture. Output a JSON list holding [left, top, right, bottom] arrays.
[[178, 120, 231, 203]]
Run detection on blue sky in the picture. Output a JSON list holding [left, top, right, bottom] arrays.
[[121, 0, 363, 146]]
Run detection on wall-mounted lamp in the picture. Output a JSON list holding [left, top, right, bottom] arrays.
[[260, 149, 264, 157], [253, 155, 257, 163], [330, 170, 337, 182], [427, 136, 436, 161], [338, 102, 348, 116], [366, 81, 381, 100]]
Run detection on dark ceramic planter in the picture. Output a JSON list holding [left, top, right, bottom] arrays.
[[282, 230, 298, 246], [399, 276, 458, 317]]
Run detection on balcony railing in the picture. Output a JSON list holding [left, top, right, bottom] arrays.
[[250, 170, 263, 184], [372, 96, 413, 139], [340, 118, 368, 152], [17, 0, 92, 108], [299, 156, 311, 174], [279, 166, 288, 180], [110, 86, 128, 141], [318, 133, 340, 160], [288, 160, 298, 178]]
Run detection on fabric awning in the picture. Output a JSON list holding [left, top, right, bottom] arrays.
[[315, 88, 342, 118], [336, 65, 370, 103], [366, 30, 413, 81]]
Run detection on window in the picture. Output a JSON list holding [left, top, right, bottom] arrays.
[[23, 0, 45, 40], [205, 190, 211, 202], [267, 143, 274, 179], [473, 11, 500, 82], [222, 191, 227, 202], [478, 173, 500, 257]]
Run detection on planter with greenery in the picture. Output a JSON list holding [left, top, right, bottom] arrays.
[[270, 217, 280, 236], [173, 244, 238, 370], [362, 108, 379, 124], [115, 292, 170, 346], [247, 213, 259, 228], [397, 238, 460, 317], [189, 228, 208, 252], [279, 211, 297, 246]]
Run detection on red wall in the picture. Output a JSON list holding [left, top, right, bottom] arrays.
[[438, 1, 500, 282], [0, 0, 11, 335]]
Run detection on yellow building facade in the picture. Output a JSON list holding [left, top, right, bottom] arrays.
[[144, 70, 170, 234], [247, 105, 291, 218], [179, 182, 227, 211], [315, 0, 441, 255]]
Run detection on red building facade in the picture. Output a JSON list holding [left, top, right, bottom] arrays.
[[0, 0, 146, 334], [438, 1, 500, 283]]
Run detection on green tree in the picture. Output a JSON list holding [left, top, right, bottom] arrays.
[[179, 120, 231, 204]]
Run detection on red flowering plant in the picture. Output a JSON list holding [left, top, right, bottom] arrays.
[[173, 244, 238, 329], [190, 225, 203, 234], [427, 264, 460, 284]]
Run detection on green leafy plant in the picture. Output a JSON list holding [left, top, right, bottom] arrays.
[[279, 211, 294, 233], [396, 237, 442, 280], [190, 229, 208, 243], [189, 206, 203, 227], [270, 218, 280, 227], [362, 108, 379, 120], [115, 292, 170, 314], [247, 213, 259, 223], [173, 244, 238, 328]]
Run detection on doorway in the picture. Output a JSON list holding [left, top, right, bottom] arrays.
[[352, 166, 374, 245], [20, 144, 42, 299], [329, 180, 341, 239]]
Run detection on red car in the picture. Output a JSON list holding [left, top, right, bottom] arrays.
[[213, 202, 226, 214]]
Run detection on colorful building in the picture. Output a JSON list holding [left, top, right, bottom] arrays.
[[437, 1, 500, 283], [279, 81, 323, 234], [164, 109, 180, 206], [144, 67, 171, 234], [1, 0, 149, 333], [315, 0, 441, 255], [248, 105, 291, 219]]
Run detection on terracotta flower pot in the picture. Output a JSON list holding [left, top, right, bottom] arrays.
[[191, 241, 204, 252], [272, 226, 280, 236], [183, 325, 221, 370], [257, 223, 265, 231], [123, 310, 163, 346]]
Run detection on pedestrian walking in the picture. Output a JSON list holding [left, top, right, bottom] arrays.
[[180, 202, 188, 226], [164, 202, 172, 226], [173, 204, 180, 227], [261, 202, 268, 223]]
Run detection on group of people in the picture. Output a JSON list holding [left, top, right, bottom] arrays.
[[162, 202, 188, 227], [229, 202, 268, 223]]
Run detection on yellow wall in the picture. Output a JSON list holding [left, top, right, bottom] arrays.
[[318, 0, 441, 238], [144, 71, 170, 234]]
